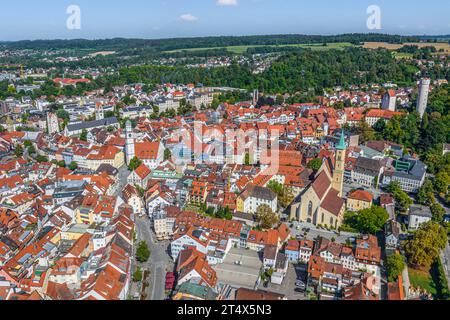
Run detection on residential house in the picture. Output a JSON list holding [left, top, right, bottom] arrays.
[[236, 184, 277, 215], [408, 205, 432, 230], [127, 163, 152, 189], [121, 184, 144, 216], [385, 220, 401, 250], [346, 189, 373, 212]]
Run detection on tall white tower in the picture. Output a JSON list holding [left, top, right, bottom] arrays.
[[95, 105, 104, 120], [416, 78, 431, 118], [46, 112, 60, 134], [125, 120, 135, 165], [252, 89, 259, 106]]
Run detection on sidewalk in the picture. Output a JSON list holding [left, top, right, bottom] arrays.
[[439, 244, 450, 291], [402, 266, 411, 300]]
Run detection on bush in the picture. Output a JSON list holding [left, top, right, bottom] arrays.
[[133, 267, 143, 282]]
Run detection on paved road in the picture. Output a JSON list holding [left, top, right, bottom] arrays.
[[113, 165, 131, 197], [402, 266, 411, 300], [134, 216, 173, 300], [290, 221, 359, 244]]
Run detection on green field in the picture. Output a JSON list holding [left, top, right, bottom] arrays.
[[165, 42, 357, 54], [408, 267, 437, 296]]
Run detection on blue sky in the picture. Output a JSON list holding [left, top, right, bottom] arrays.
[[1, 0, 449, 41]]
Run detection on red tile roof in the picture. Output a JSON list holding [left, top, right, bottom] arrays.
[[348, 189, 374, 203], [134, 163, 151, 179]]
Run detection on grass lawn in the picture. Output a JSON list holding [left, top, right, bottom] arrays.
[[183, 204, 205, 214], [408, 267, 437, 296], [164, 42, 356, 54]]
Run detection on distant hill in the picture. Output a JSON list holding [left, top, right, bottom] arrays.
[[0, 33, 424, 52], [418, 35, 450, 41]]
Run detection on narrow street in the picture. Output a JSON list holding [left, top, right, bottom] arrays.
[[113, 165, 174, 300], [113, 165, 131, 197], [133, 216, 174, 300]]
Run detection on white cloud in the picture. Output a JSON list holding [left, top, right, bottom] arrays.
[[216, 0, 238, 6], [180, 13, 199, 22]]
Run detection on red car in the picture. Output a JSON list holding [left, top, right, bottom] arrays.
[[165, 272, 175, 290]]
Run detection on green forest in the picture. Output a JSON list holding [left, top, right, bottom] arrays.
[[91, 47, 421, 94]]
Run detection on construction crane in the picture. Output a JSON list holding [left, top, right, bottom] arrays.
[[0, 64, 24, 79]]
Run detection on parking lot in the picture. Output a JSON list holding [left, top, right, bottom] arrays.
[[290, 221, 359, 244], [213, 248, 262, 289], [258, 264, 309, 300]]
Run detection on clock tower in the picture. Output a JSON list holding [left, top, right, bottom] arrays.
[[332, 130, 346, 197], [125, 120, 135, 165]]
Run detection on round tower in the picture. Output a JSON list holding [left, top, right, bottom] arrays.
[[416, 78, 431, 119]]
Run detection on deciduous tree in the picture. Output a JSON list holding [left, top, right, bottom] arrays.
[[136, 241, 151, 263], [386, 253, 406, 282], [129, 156, 143, 171], [404, 221, 447, 269], [256, 204, 279, 229]]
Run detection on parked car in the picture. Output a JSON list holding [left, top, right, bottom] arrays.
[[295, 280, 306, 289], [165, 272, 175, 290]]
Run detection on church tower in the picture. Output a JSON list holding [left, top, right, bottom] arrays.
[[125, 120, 135, 165], [332, 130, 346, 197]]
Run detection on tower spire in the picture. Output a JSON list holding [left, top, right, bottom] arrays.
[[336, 129, 346, 150]]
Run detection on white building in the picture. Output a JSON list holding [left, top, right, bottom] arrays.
[[153, 209, 171, 241], [351, 157, 383, 188], [121, 184, 144, 216], [120, 105, 153, 119], [408, 205, 432, 230], [237, 184, 277, 214], [381, 90, 396, 111], [170, 228, 209, 259], [127, 163, 152, 189], [46, 112, 60, 134]]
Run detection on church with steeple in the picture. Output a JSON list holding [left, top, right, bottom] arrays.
[[289, 131, 347, 229], [125, 120, 165, 169]]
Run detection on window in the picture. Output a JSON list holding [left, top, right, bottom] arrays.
[[308, 201, 313, 217]]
